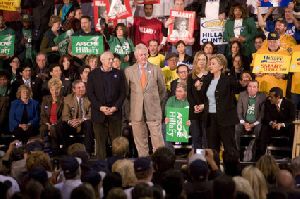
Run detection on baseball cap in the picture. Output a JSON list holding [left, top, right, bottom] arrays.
[[188, 159, 208, 181], [134, 157, 152, 172], [267, 32, 279, 40], [60, 156, 79, 174]]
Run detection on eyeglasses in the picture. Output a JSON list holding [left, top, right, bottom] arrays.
[[178, 71, 188, 74]]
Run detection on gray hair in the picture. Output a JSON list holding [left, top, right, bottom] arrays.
[[100, 51, 114, 63], [134, 43, 148, 57]]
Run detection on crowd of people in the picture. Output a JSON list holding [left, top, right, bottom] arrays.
[[1, 0, 300, 198]]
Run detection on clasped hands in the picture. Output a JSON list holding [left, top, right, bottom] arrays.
[[271, 121, 284, 130], [100, 106, 118, 116]]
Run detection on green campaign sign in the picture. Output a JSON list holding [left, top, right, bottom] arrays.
[[54, 29, 74, 55], [166, 106, 189, 143], [0, 35, 14, 56], [72, 35, 104, 55]]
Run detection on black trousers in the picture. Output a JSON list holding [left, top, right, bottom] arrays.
[[93, 118, 122, 160], [13, 126, 38, 143], [60, 120, 94, 153], [206, 113, 238, 154], [256, 124, 294, 159]]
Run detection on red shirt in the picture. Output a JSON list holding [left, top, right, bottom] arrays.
[[50, 103, 57, 124], [133, 17, 163, 46]]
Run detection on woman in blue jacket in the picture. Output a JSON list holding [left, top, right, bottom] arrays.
[[9, 85, 39, 142]]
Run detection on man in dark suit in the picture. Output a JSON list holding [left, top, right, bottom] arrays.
[[236, 80, 266, 149], [257, 87, 296, 159], [62, 80, 94, 154], [10, 65, 43, 102], [87, 51, 126, 160]]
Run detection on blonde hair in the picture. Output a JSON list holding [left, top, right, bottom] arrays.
[[112, 159, 137, 188], [16, 85, 33, 99], [48, 78, 62, 90], [85, 54, 99, 65], [112, 137, 129, 157], [256, 154, 279, 184], [26, 151, 52, 171], [210, 54, 228, 73], [192, 51, 207, 79], [67, 143, 86, 155], [233, 176, 255, 199], [242, 165, 268, 199]]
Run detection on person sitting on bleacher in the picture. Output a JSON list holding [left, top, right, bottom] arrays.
[[61, 80, 93, 155], [0, 71, 10, 132], [236, 80, 266, 151], [257, 87, 296, 159]]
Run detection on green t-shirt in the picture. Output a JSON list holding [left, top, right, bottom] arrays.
[[165, 96, 189, 115], [245, 97, 256, 123], [108, 36, 134, 69]]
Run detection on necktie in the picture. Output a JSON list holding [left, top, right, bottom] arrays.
[[276, 104, 280, 112], [78, 98, 83, 119], [140, 67, 147, 90]]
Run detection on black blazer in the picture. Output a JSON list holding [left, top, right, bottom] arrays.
[[169, 79, 178, 97], [87, 68, 126, 123], [262, 98, 295, 128], [202, 73, 239, 127], [187, 73, 206, 120]]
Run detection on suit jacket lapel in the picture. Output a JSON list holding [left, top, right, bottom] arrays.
[[243, 94, 249, 118]]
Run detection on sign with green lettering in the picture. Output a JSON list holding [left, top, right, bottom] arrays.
[[166, 106, 189, 143], [71, 35, 104, 55], [0, 35, 14, 56]]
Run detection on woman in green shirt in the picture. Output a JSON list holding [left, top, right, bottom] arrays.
[[104, 22, 135, 70]]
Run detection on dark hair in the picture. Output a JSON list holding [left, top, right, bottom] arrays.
[[144, 4, 153, 9], [59, 54, 72, 68], [78, 65, 90, 75], [103, 172, 123, 199], [113, 53, 121, 60], [230, 40, 242, 54], [270, 87, 283, 98], [223, 150, 241, 177], [161, 169, 184, 199], [40, 186, 62, 199], [80, 15, 91, 21], [255, 34, 266, 41], [0, 181, 12, 199], [228, 3, 248, 19], [176, 64, 189, 73], [114, 23, 128, 38], [49, 63, 62, 72], [213, 175, 236, 199], [148, 39, 159, 46], [152, 147, 176, 173], [202, 41, 217, 54], [132, 183, 153, 199], [0, 70, 9, 79], [175, 40, 186, 48], [267, 190, 288, 199]]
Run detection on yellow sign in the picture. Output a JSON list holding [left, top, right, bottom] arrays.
[[252, 53, 291, 74], [0, 0, 21, 11], [290, 45, 300, 72]]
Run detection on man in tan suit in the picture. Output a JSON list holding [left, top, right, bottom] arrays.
[[125, 44, 166, 157], [62, 80, 94, 154]]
